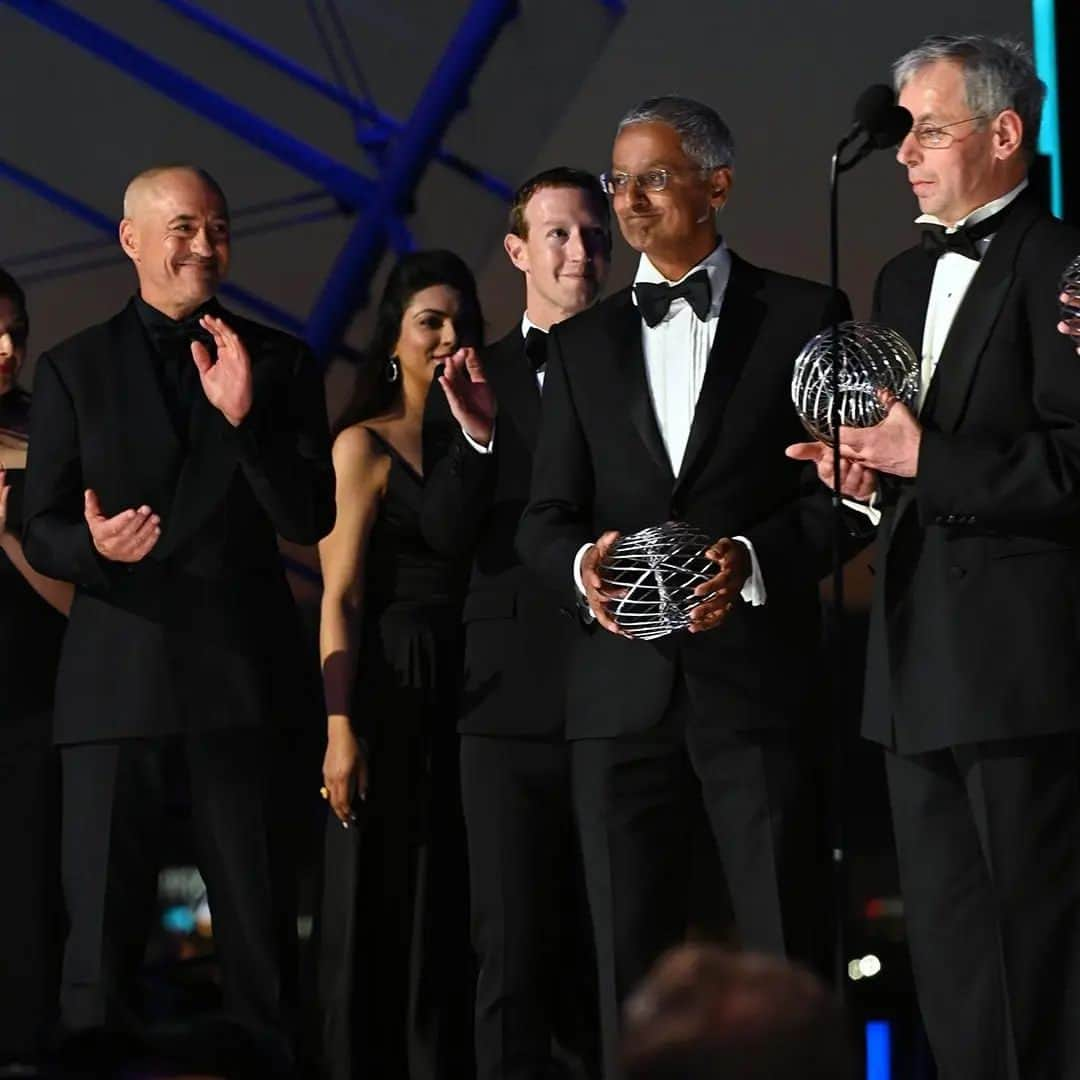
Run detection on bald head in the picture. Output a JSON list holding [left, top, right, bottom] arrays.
[[122, 165, 228, 221], [622, 945, 853, 1080], [119, 166, 231, 319]]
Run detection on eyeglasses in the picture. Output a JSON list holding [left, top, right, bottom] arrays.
[[599, 167, 708, 196], [908, 115, 988, 149]]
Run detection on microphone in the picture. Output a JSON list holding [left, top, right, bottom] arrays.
[[867, 104, 913, 148], [838, 84, 912, 172], [852, 84, 896, 134]]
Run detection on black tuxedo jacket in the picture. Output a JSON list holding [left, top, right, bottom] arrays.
[[517, 254, 850, 739], [422, 328, 577, 738], [863, 189, 1080, 753], [22, 299, 335, 745]]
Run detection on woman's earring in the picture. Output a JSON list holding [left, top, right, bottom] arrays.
[[385, 356, 401, 383]]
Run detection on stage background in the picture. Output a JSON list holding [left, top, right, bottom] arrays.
[[0, 0, 1030, 413]]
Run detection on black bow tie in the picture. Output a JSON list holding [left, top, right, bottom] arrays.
[[634, 268, 712, 328], [137, 296, 218, 354], [524, 327, 548, 372], [147, 315, 215, 351], [919, 200, 1016, 263]]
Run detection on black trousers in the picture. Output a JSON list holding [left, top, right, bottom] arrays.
[[572, 681, 808, 1080], [0, 743, 61, 1064], [318, 724, 473, 1080], [886, 734, 1080, 1080], [461, 734, 598, 1080], [59, 729, 298, 1072]]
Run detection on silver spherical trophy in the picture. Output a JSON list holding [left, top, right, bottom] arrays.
[[1060, 254, 1080, 340], [791, 320, 919, 444], [597, 522, 715, 640]]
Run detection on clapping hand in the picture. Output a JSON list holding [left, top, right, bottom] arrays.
[[192, 314, 253, 427], [84, 488, 160, 563], [438, 346, 496, 446]]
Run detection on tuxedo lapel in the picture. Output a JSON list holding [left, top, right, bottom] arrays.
[[922, 192, 1040, 433], [608, 294, 674, 484], [489, 333, 540, 445], [889, 253, 936, 379], [674, 255, 765, 493]]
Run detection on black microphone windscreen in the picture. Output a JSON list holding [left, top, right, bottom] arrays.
[[853, 84, 896, 128], [870, 105, 913, 148]]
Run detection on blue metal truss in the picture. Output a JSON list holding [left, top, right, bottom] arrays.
[[151, 0, 515, 200], [3, 0, 376, 211], [0, 0, 623, 364], [304, 0, 519, 360]]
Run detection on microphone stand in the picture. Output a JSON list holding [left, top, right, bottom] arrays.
[[827, 128, 871, 995]]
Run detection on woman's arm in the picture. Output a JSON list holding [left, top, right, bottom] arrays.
[[0, 467, 73, 616], [317, 426, 388, 825]]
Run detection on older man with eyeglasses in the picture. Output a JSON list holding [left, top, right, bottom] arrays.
[[518, 96, 851, 1077], [789, 34, 1080, 1079]]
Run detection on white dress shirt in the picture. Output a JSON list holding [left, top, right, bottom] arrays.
[[845, 179, 1029, 526], [634, 242, 732, 471], [522, 312, 547, 391], [914, 179, 1028, 413], [572, 242, 766, 607]]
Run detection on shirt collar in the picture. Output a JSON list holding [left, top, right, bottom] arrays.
[[632, 239, 731, 317], [134, 293, 220, 334], [915, 178, 1028, 233], [520, 312, 547, 338]]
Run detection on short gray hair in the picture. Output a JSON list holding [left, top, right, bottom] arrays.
[[617, 95, 735, 171], [893, 34, 1045, 158]]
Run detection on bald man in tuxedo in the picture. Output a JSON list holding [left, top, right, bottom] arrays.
[[24, 166, 334, 1072]]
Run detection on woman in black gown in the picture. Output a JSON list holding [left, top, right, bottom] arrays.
[[0, 267, 72, 1069], [317, 251, 483, 1079]]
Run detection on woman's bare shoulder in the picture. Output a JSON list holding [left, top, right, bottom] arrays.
[[332, 423, 390, 483]]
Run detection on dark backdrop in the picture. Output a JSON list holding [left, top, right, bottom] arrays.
[[0, 0, 1032, 414]]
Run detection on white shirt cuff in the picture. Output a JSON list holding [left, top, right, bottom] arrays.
[[732, 536, 766, 606], [572, 542, 596, 624], [461, 421, 495, 455], [573, 542, 592, 597], [842, 488, 881, 526]]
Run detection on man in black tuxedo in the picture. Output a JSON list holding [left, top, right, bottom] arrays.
[[23, 165, 335, 1071], [789, 35, 1080, 1079], [421, 167, 611, 1079], [517, 97, 849, 1076]]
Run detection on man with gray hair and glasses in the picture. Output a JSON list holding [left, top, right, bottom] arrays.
[[519, 96, 849, 1076], [789, 34, 1080, 1079]]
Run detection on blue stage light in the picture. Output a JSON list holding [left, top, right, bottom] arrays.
[[1032, 0, 1063, 218], [865, 1020, 892, 1080], [162, 905, 197, 935]]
